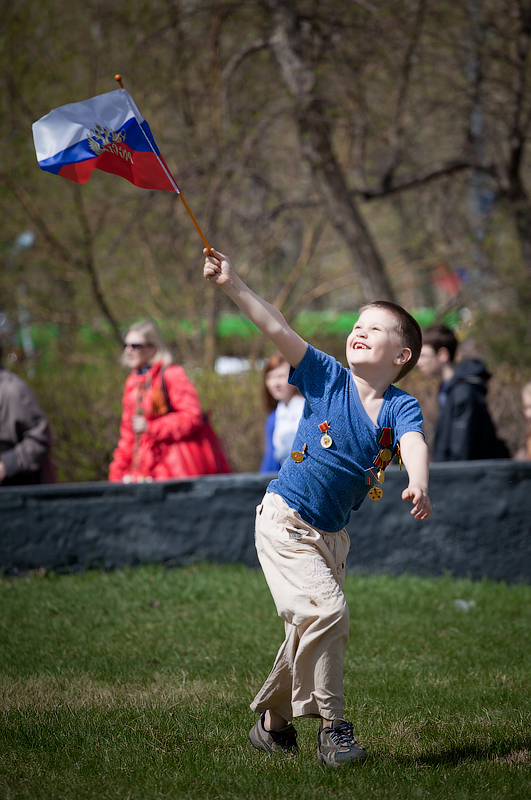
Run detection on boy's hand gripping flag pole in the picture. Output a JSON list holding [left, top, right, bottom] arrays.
[[32, 74, 212, 254]]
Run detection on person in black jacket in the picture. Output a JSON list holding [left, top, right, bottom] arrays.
[[417, 324, 509, 461]]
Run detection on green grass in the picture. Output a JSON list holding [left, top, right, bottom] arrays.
[[1, 564, 530, 799]]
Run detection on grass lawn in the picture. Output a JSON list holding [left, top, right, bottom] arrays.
[[1, 563, 530, 799]]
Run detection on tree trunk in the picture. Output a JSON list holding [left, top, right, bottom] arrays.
[[511, 191, 531, 274], [505, 2, 531, 277], [264, 0, 395, 302]]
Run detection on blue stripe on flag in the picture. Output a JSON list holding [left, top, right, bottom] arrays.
[[37, 117, 161, 170]]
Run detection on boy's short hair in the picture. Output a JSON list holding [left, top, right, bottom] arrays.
[[421, 324, 458, 363], [359, 301, 423, 382]]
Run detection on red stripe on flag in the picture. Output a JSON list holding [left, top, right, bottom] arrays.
[[58, 161, 96, 184], [58, 150, 177, 191]]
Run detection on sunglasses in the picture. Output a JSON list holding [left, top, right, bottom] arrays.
[[124, 342, 149, 350]]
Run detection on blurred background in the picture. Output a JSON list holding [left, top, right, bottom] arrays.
[[1, 0, 530, 481]]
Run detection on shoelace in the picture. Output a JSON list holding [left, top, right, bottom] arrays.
[[328, 721, 357, 746], [271, 726, 298, 750]]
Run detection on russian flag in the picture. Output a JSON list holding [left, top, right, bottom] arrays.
[[32, 88, 178, 192]]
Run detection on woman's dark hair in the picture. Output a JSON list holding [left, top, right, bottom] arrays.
[[262, 352, 289, 413]]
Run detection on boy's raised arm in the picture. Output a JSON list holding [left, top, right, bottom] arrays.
[[204, 248, 307, 368]]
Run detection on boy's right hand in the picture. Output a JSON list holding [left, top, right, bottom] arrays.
[[203, 248, 233, 287]]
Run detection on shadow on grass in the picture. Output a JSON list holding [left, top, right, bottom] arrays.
[[391, 737, 531, 767]]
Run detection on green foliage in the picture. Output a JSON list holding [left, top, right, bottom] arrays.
[[8, 303, 529, 483], [1, 565, 530, 799], [24, 359, 124, 483], [193, 367, 265, 474], [2, 0, 531, 479]]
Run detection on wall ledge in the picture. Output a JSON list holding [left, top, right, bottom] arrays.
[[2, 461, 530, 582]]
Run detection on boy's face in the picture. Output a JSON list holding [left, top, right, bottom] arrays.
[[346, 307, 408, 377], [417, 344, 444, 377]]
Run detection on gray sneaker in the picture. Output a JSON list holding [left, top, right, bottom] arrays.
[[248, 713, 299, 755], [317, 718, 367, 766]]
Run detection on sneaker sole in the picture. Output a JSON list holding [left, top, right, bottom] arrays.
[[318, 749, 367, 766], [248, 732, 269, 753]]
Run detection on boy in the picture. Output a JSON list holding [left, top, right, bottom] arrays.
[[204, 248, 432, 766], [417, 324, 509, 461]]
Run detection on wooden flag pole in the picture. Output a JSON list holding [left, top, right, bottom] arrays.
[[175, 191, 214, 257], [114, 74, 213, 255]]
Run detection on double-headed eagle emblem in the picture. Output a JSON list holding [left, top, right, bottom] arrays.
[[87, 125, 126, 155]]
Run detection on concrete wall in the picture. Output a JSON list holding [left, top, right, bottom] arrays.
[[1, 460, 531, 582]]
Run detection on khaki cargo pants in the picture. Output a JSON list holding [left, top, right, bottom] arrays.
[[250, 491, 350, 722]]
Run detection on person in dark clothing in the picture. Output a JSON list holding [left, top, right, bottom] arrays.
[[0, 340, 55, 486], [417, 324, 509, 461]]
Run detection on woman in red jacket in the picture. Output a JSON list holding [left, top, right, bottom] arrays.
[[109, 320, 231, 482]]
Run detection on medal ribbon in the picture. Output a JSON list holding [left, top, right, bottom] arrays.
[[365, 427, 397, 494], [364, 467, 380, 486], [377, 427, 394, 447]]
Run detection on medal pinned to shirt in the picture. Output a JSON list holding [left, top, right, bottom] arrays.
[[291, 442, 307, 463], [365, 427, 394, 501], [318, 421, 333, 449]]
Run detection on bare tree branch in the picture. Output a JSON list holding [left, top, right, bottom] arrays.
[[1, 169, 79, 267], [2, 169, 124, 342], [506, 3, 531, 196], [220, 37, 269, 122], [359, 158, 501, 199], [273, 215, 326, 314], [263, 0, 396, 301], [383, 0, 427, 189], [70, 186, 123, 345], [285, 273, 358, 319]]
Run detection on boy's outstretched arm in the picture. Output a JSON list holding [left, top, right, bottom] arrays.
[[399, 431, 432, 520], [203, 248, 307, 368]]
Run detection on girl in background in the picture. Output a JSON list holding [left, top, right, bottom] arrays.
[[260, 352, 305, 473], [109, 320, 230, 482]]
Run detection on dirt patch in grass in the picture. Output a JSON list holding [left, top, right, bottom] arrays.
[[493, 749, 531, 765], [0, 674, 235, 712]]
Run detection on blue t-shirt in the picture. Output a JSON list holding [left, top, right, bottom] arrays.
[[267, 344, 425, 532]]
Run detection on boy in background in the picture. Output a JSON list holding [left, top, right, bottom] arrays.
[[204, 248, 432, 767], [417, 324, 509, 461]]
